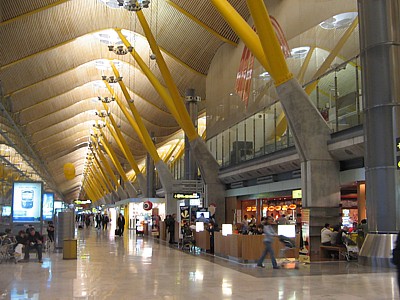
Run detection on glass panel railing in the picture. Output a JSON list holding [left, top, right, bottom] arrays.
[[206, 55, 362, 169]]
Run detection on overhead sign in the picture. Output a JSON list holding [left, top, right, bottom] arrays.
[[42, 192, 54, 221], [74, 200, 92, 205], [292, 189, 302, 199], [12, 181, 43, 223], [173, 192, 200, 199]]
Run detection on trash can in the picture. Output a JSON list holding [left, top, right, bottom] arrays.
[[63, 239, 77, 259]]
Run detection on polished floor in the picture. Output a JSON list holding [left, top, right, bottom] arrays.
[[0, 225, 398, 300]]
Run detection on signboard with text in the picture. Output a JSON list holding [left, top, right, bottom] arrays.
[[12, 181, 43, 223], [42, 192, 54, 221]]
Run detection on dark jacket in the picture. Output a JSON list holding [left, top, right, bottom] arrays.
[[26, 231, 43, 246], [117, 216, 125, 228]]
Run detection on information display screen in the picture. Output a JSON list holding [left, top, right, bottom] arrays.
[[278, 224, 296, 238], [12, 181, 42, 223], [196, 211, 210, 219], [2, 206, 11, 217], [42, 192, 54, 221]]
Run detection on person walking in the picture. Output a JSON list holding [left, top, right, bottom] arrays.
[[257, 217, 280, 269], [117, 213, 125, 236]]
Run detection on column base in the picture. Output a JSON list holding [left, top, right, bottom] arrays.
[[358, 233, 397, 268]]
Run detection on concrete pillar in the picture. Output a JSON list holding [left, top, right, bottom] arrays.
[[184, 88, 199, 180], [276, 78, 341, 260], [146, 152, 155, 198], [190, 136, 226, 226], [155, 161, 176, 214], [137, 173, 148, 197], [358, 0, 400, 266]]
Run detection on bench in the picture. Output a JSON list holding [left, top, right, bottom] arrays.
[[320, 245, 346, 260]]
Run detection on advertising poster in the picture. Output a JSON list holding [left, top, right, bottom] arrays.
[[12, 182, 43, 223], [42, 192, 54, 221]]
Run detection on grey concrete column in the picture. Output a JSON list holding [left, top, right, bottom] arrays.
[[276, 78, 341, 259], [358, 0, 400, 266], [124, 181, 137, 198], [155, 161, 176, 214], [136, 173, 147, 197], [184, 89, 199, 180], [146, 152, 155, 198], [189, 136, 226, 226]]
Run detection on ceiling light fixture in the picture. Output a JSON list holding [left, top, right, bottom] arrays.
[[97, 96, 115, 103], [101, 75, 122, 84]]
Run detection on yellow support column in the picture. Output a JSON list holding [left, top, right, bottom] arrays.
[[102, 80, 161, 163], [102, 106, 141, 175], [91, 148, 115, 192], [92, 156, 114, 192], [96, 128, 129, 182], [91, 136, 120, 187], [246, 0, 293, 86], [135, 12, 199, 141], [114, 30, 181, 123], [210, 0, 271, 72]]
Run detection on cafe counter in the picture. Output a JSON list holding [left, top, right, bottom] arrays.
[[213, 233, 300, 263]]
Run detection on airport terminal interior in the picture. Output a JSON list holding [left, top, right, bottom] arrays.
[[1, 0, 400, 299]]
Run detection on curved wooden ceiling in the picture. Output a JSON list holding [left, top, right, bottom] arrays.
[[0, 0, 358, 203]]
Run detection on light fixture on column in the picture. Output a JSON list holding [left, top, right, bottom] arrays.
[[122, 0, 150, 11], [93, 123, 106, 129], [101, 75, 122, 84], [108, 45, 133, 55], [97, 96, 115, 103], [95, 110, 111, 118]]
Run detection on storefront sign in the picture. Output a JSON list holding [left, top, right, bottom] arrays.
[[292, 189, 302, 199], [173, 192, 200, 199]]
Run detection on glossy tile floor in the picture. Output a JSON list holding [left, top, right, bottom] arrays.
[[0, 226, 398, 300]]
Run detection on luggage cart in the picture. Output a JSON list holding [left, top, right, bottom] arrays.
[[278, 235, 299, 269], [343, 237, 359, 261], [0, 236, 16, 264]]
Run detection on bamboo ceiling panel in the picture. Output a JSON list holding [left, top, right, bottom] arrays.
[[169, 0, 248, 44], [0, 0, 62, 22]]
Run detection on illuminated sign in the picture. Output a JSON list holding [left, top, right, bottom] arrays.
[[74, 200, 92, 205], [292, 189, 302, 199], [12, 181, 43, 223], [173, 192, 200, 199], [42, 192, 54, 221]]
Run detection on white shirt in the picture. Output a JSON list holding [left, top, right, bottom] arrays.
[[321, 227, 332, 244]]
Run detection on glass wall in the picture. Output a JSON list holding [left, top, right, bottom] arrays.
[[207, 56, 362, 168]]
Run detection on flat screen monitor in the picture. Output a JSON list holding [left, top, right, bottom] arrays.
[[12, 181, 43, 223], [54, 201, 63, 210], [42, 192, 54, 221], [2, 206, 11, 217], [278, 225, 296, 238], [196, 211, 210, 219]]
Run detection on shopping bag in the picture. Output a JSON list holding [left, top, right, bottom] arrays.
[[115, 228, 120, 236]]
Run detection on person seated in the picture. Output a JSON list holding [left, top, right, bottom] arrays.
[[330, 226, 339, 245], [22, 228, 44, 263], [321, 223, 332, 246], [277, 214, 289, 225], [335, 227, 347, 247], [254, 224, 264, 235]]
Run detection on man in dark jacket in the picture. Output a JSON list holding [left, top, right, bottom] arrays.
[[117, 213, 125, 236], [23, 228, 44, 263], [166, 214, 176, 244]]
